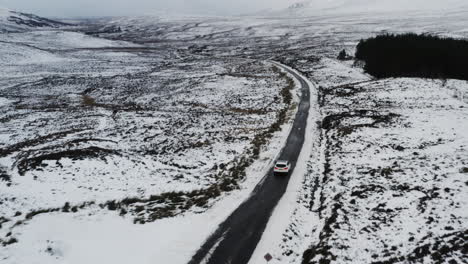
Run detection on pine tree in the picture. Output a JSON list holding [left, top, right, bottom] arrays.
[[337, 49, 347, 60]]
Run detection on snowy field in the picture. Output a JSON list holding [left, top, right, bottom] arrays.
[[1, 4, 468, 264], [0, 13, 299, 262], [264, 58, 468, 264]]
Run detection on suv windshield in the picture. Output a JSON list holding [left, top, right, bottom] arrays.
[[276, 164, 287, 168]]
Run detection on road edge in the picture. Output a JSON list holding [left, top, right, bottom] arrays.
[[248, 62, 321, 264], [186, 60, 305, 264]]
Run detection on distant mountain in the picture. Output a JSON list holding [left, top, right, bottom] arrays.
[[0, 7, 69, 32], [273, 0, 468, 16]]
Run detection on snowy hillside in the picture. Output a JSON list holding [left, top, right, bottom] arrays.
[[277, 0, 468, 16], [0, 7, 68, 32], [1, 5, 468, 264]]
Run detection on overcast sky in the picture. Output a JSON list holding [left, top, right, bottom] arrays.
[[0, 0, 302, 17]]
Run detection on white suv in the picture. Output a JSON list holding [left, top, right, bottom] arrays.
[[274, 160, 291, 174]]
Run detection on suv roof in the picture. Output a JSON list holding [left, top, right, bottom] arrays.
[[276, 160, 289, 164]]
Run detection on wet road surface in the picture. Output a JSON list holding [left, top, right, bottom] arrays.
[[188, 62, 311, 264]]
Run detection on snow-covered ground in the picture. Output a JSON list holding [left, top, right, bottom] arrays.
[[1, 109, 298, 264], [278, 0, 468, 16], [308, 61, 467, 264], [256, 57, 468, 264], [1, 4, 468, 264], [0, 20, 300, 262]]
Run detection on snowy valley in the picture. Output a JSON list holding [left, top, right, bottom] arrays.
[[1, 3, 467, 264]]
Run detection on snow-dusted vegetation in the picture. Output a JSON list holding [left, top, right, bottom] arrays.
[[306, 60, 467, 264], [1, 2, 468, 264], [251, 58, 467, 264], [0, 13, 299, 262], [0, 8, 69, 33]]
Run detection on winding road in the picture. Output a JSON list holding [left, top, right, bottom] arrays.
[[188, 62, 312, 264]]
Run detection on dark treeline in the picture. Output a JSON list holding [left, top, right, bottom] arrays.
[[355, 33, 468, 80]]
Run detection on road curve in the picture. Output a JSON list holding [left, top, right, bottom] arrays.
[[188, 62, 311, 264]]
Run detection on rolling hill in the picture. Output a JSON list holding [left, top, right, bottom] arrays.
[[276, 0, 468, 16], [0, 7, 69, 32]]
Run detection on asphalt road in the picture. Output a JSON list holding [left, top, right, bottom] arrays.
[[188, 62, 311, 264]]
